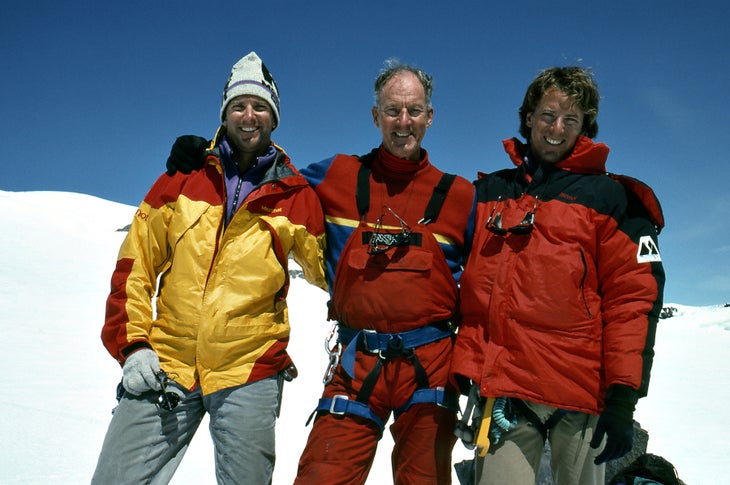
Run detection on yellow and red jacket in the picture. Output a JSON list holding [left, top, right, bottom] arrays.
[[451, 136, 665, 414], [102, 139, 327, 395]]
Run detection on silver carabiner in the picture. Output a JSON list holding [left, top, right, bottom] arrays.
[[322, 324, 342, 385]]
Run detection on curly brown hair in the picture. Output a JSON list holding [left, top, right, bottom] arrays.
[[519, 66, 600, 139]]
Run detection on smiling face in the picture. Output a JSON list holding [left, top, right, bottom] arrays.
[[525, 87, 585, 164], [372, 71, 433, 161], [223, 95, 274, 166]]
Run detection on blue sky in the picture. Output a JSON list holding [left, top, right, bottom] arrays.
[[2, 0, 728, 306]]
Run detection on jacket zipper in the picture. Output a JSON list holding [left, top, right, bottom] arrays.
[[579, 249, 593, 318]]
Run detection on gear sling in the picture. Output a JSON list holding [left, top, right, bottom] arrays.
[[308, 153, 460, 434]]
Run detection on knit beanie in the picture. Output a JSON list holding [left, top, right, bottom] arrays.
[[220, 51, 280, 127]]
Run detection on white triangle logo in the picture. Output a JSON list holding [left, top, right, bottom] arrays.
[[637, 235, 662, 263]]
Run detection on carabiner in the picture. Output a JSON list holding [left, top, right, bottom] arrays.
[[322, 324, 342, 385]]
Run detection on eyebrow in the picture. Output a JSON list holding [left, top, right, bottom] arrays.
[[382, 102, 426, 109]]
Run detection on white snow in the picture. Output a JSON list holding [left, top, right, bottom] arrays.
[[0, 190, 726, 484]]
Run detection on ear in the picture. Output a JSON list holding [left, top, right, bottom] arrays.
[[426, 107, 434, 127], [525, 112, 533, 128], [372, 107, 380, 127]]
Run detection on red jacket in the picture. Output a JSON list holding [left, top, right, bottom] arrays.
[[301, 146, 475, 332], [451, 136, 665, 414]]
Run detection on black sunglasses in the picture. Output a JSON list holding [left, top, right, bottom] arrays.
[[486, 196, 539, 235], [155, 372, 181, 411]]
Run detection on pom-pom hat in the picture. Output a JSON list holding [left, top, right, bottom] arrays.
[[220, 51, 280, 128]]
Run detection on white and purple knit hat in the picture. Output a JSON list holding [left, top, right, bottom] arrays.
[[220, 51, 280, 127]]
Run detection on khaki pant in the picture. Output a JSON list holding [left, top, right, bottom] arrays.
[[476, 401, 605, 485]]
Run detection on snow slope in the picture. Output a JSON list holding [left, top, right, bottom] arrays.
[[0, 190, 726, 484]]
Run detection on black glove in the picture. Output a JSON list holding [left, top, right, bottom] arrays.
[[166, 135, 208, 174], [590, 384, 638, 464]]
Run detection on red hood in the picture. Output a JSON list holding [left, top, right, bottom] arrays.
[[502, 136, 610, 175], [500, 136, 663, 232]]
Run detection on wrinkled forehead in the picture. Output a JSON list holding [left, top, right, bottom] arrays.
[[536, 88, 584, 114], [380, 73, 427, 105]]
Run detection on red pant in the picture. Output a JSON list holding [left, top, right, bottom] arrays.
[[294, 339, 457, 485]]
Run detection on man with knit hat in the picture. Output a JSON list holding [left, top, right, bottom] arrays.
[[92, 51, 326, 484]]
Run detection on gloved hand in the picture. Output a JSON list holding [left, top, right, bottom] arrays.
[[590, 384, 638, 464], [166, 135, 208, 174], [122, 348, 162, 395]]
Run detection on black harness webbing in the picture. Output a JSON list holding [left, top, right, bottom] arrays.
[[512, 398, 569, 442], [355, 150, 377, 218], [306, 153, 460, 431], [421, 173, 456, 224], [355, 153, 457, 224], [355, 340, 431, 407]]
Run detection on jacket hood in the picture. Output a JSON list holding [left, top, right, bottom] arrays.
[[503, 136, 610, 175], [501, 136, 664, 233]]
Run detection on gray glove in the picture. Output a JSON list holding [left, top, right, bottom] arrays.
[[122, 348, 162, 395]]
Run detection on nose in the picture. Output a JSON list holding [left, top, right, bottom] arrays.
[[549, 117, 566, 134], [394, 108, 410, 124], [241, 105, 256, 120]]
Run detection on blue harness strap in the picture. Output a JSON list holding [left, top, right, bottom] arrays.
[[308, 388, 458, 436], [305, 322, 457, 434], [308, 394, 385, 432], [396, 387, 460, 415], [338, 321, 452, 379]]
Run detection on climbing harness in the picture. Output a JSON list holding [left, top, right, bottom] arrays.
[[309, 321, 458, 436], [511, 398, 570, 443], [454, 387, 521, 456], [307, 152, 460, 435], [455, 384, 496, 455], [337, 322, 452, 379], [454, 383, 484, 449]]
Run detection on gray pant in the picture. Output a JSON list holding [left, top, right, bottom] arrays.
[[92, 375, 281, 485], [476, 401, 605, 485]]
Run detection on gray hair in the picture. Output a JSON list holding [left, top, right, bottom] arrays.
[[374, 59, 433, 108]]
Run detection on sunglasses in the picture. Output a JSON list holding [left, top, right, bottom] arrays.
[[368, 206, 413, 255], [155, 372, 181, 411], [486, 196, 539, 235]]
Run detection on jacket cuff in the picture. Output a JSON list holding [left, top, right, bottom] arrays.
[[120, 340, 153, 361], [605, 383, 639, 414]]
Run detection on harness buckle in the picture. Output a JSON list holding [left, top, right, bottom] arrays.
[[434, 387, 448, 408], [361, 329, 379, 353], [329, 394, 349, 415], [378, 334, 405, 359]]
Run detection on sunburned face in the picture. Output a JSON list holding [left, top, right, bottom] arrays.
[[372, 71, 433, 161], [525, 87, 585, 164], [223, 95, 274, 164]]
